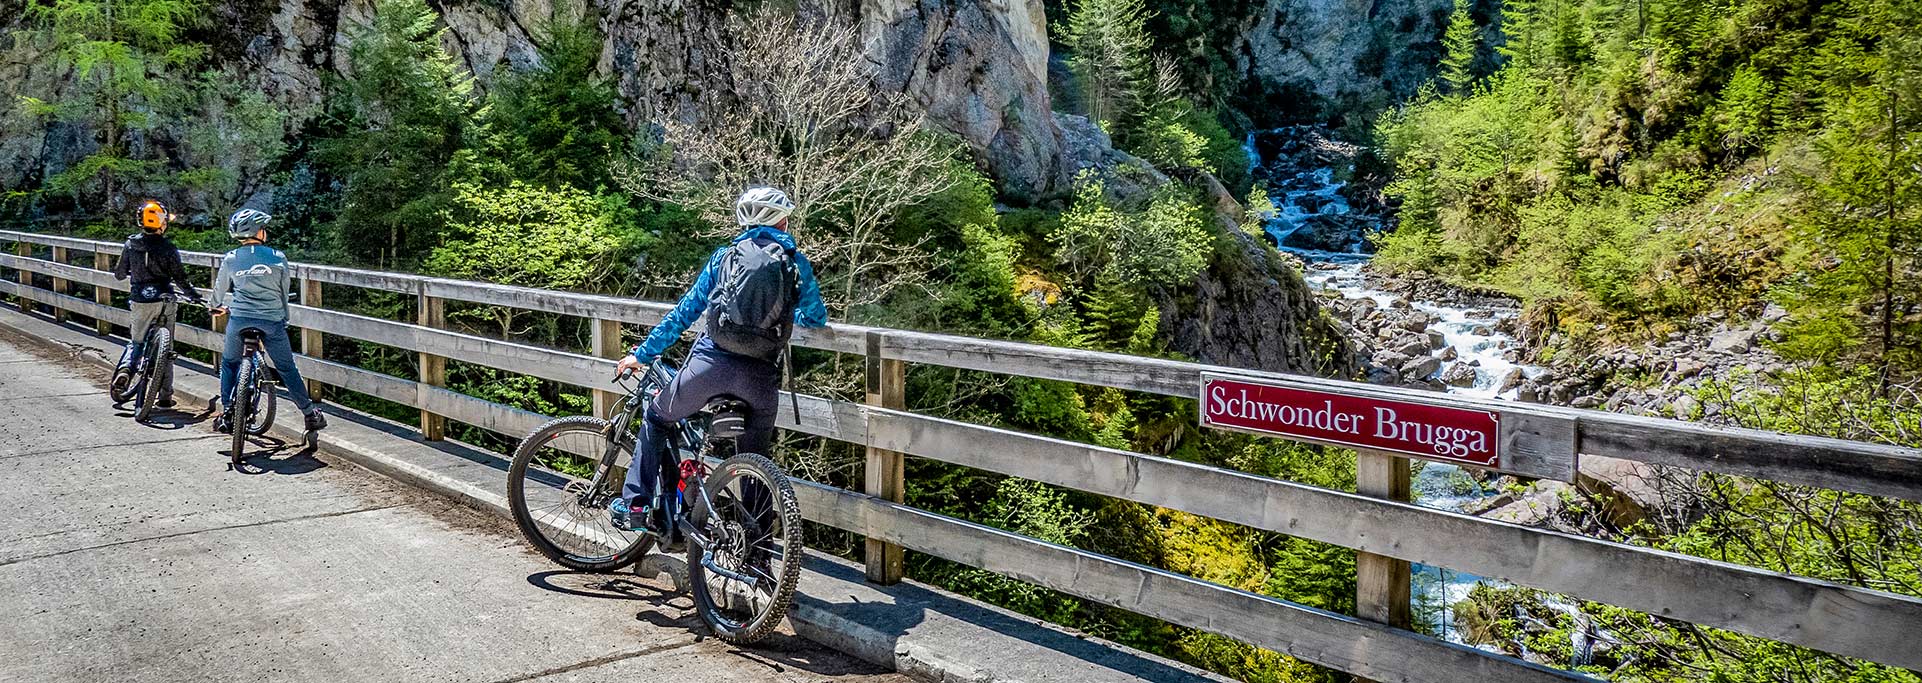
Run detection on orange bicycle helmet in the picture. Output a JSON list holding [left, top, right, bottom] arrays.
[[138, 200, 171, 232]]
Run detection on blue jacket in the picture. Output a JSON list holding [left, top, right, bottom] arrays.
[[634, 227, 829, 361]]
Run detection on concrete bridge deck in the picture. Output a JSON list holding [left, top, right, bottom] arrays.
[[0, 327, 905, 683]]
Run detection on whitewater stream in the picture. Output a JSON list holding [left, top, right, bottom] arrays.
[[1248, 131, 1547, 645]]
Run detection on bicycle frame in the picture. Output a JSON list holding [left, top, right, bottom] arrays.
[[591, 361, 730, 548]]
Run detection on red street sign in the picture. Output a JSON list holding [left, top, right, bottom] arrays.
[[1200, 373, 1501, 469]]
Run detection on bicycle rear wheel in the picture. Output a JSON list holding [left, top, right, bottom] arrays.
[[133, 328, 171, 423], [687, 452, 804, 644], [507, 416, 653, 571], [230, 357, 256, 467]]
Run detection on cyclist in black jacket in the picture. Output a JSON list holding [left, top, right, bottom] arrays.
[[112, 200, 204, 408]]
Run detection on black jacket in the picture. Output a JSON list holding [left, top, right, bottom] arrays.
[[114, 233, 201, 304]]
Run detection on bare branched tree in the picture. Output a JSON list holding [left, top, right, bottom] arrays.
[[617, 5, 959, 321]]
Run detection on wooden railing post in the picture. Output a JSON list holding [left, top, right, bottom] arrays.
[[14, 242, 29, 312], [299, 278, 325, 403], [417, 288, 447, 441], [1355, 450, 1413, 637], [49, 247, 68, 322], [92, 251, 114, 335], [863, 331, 907, 584], [590, 318, 622, 419]]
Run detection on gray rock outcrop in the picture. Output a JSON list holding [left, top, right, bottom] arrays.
[[2, 0, 1070, 208], [1237, 0, 1461, 123]]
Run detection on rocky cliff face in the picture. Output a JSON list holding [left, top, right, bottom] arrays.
[[0, 0, 1066, 204], [1158, 225, 1359, 377], [1235, 0, 1455, 124], [860, 0, 1066, 202], [1155, 169, 1358, 378]]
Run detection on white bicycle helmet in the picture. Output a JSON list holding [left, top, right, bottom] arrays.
[[734, 187, 795, 226], [227, 209, 271, 240]]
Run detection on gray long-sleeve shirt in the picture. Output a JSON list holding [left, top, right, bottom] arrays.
[[211, 245, 291, 322]]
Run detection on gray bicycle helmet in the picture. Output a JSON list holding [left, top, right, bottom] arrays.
[[227, 209, 271, 240]]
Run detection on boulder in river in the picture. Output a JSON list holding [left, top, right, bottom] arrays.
[[1497, 368, 1526, 392], [1400, 356, 1442, 381], [1440, 363, 1478, 387], [1438, 346, 1459, 362]]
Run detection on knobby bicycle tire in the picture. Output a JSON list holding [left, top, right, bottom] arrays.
[[230, 356, 256, 467], [246, 365, 276, 436], [507, 415, 654, 571], [134, 328, 172, 423], [687, 452, 805, 645]]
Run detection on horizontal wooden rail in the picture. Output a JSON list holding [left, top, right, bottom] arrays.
[[9, 230, 1922, 675], [7, 229, 1915, 500], [792, 481, 1591, 682]]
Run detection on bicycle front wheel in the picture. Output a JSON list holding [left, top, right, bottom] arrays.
[[245, 365, 276, 435], [507, 416, 653, 571], [230, 357, 256, 467], [134, 328, 171, 423], [688, 452, 805, 645]]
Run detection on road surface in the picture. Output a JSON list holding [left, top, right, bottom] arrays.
[[0, 328, 907, 683]]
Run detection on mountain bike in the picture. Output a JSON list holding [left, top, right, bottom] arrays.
[[108, 291, 199, 424], [224, 323, 286, 467], [506, 360, 804, 644]]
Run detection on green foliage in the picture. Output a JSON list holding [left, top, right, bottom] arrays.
[[175, 71, 289, 209], [1772, 3, 1922, 378], [1376, 0, 1922, 357], [315, 0, 487, 268], [1376, 72, 1563, 275], [424, 181, 636, 291], [1438, 0, 1479, 93], [1239, 187, 1277, 239], [1051, 173, 1213, 289], [22, 0, 207, 203], [482, 9, 625, 190], [1059, 0, 1155, 126]]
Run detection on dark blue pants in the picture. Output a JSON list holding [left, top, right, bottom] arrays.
[[219, 317, 316, 415], [621, 342, 779, 509]]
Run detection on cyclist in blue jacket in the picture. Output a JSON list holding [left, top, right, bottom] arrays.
[[610, 187, 829, 533]]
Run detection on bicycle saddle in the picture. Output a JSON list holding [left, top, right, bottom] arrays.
[[238, 327, 267, 340], [703, 397, 750, 439]]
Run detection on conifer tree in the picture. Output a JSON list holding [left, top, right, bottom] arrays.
[[484, 7, 624, 190], [22, 0, 206, 209], [1440, 0, 1480, 93], [1061, 0, 1155, 128], [1718, 66, 1774, 163], [1780, 0, 1922, 388], [317, 0, 487, 267]]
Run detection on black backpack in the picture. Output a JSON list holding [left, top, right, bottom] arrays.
[[705, 238, 799, 361]]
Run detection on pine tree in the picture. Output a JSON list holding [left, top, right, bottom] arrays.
[[1717, 65, 1774, 163], [1061, 0, 1156, 128], [21, 0, 206, 209], [1779, 0, 1922, 387], [1495, 0, 1540, 70], [484, 6, 624, 190], [1440, 0, 1480, 93], [316, 0, 487, 267]]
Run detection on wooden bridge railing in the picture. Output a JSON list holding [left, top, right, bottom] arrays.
[[4, 229, 1920, 682]]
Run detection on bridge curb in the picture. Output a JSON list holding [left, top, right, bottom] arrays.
[[0, 309, 1230, 683]]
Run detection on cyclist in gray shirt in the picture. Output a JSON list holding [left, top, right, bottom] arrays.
[[210, 209, 325, 434]]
